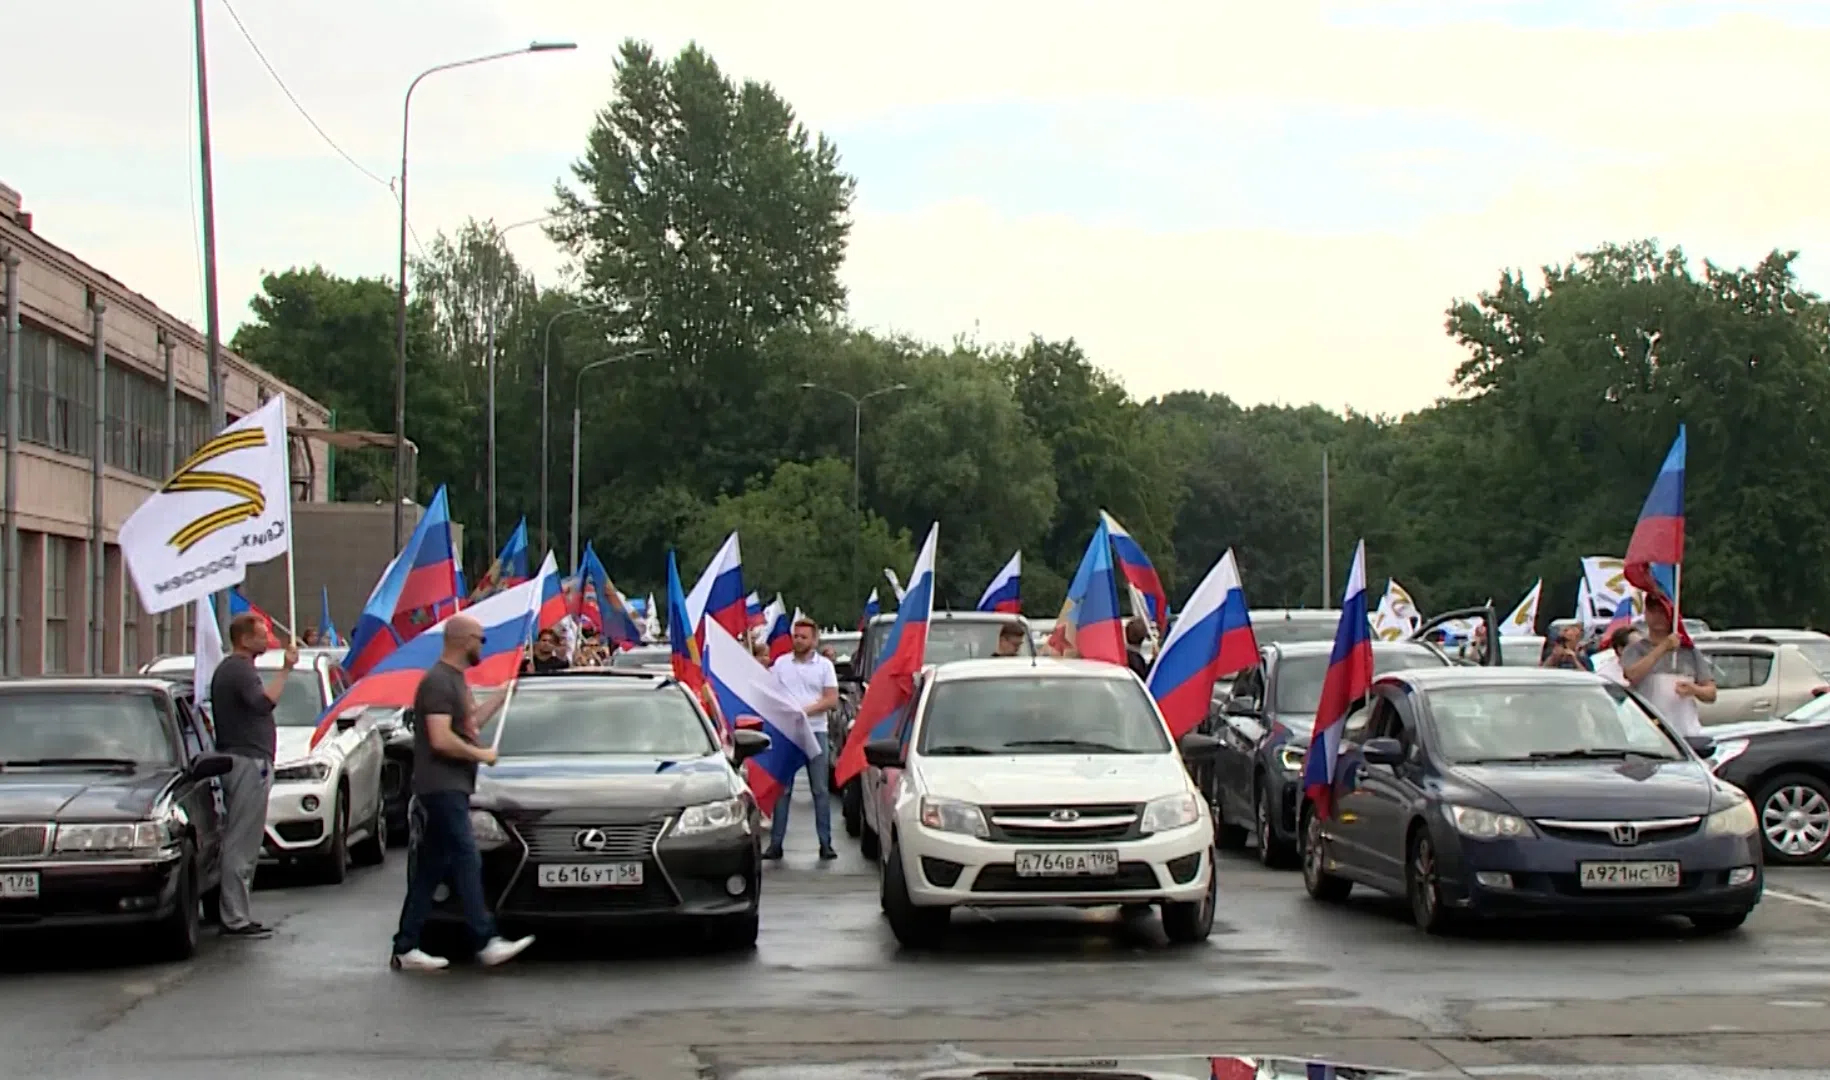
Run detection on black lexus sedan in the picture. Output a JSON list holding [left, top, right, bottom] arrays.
[[1705, 692, 1830, 865], [422, 670, 771, 951], [1301, 667, 1763, 935], [0, 676, 233, 959]]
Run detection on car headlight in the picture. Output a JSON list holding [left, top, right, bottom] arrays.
[[1277, 745, 1305, 773], [1141, 792, 1202, 834], [675, 795, 748, 836], [1706, 794, 1758, 837], [1707, 738, 1749, 774], [54, 818, 178, 853], [273, 760, 332, 783], [1446, 804, 1532, 840], [468, 810, 511, 851], [918, 796, 989, 838]]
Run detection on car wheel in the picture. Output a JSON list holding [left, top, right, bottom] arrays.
[[151, 856, 201, 962], [882, 841, 948, 949], [1755, 772, 1830, 865], [1405, 829, 1455, 935], [1161, 849, 1218, 944], [350, 800, 387, 867], [1302, 808, 1352, 903], [314, 793, 349, 885], [1255, 785, 1296, 869], [1690, 910, 1750, 935], [859, 819, 881, 862], [841, 780, 864, 838]]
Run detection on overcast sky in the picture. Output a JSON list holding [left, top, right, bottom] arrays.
[[7, 0, 1830, 416]]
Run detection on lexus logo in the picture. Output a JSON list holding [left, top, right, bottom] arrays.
[[1048, 809, 1081, 822], [1610, 824, 1638, 846], [574, 828, 611, 853]]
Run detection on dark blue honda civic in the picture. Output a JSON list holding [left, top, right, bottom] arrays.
[[1300, 667, 1763, 935]]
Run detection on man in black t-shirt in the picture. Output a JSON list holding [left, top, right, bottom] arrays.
[[389, 615, 533, 971], [209, 612, 298, 938]]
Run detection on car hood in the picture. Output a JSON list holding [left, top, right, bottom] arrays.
[[1450, 758, 1717, 818], [915, 753, 1192, 806], [474, 754, 735, 811], [274, 727, 338, 767], [729, 1052, 1423, 1079], [0, 769, 175, 821], [1710, 716, 1830, 741]]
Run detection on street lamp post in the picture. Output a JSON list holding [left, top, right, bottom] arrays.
[[798, 382, 909, 610], [571, 349, 655, 572], [539, 297, 618, 553], [391, 41, 576, 550]]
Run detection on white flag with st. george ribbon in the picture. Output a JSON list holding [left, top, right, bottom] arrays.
[[193, 597, 224, 716], [120, 395, 294, 614], [1579, 556, 1636, 625], [1500, 579, 1542, 637], [1370, 579, 1423, 641]]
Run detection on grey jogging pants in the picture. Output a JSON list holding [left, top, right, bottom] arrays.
[[218, 753, 271, 929]]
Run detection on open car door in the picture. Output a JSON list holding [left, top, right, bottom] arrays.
[[1409, 603, 1503, 666]]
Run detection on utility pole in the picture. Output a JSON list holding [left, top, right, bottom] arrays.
[[1320, 450, 1332, 606], [192, 0, 226, 637]]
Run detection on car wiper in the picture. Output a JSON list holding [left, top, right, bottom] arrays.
[[999, 739, 1131, 753], [3, 757, 138, 770], [923, 745, 992, 755], [1524, 748, 1641, 761]]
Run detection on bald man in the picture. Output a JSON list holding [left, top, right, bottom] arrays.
[[390, 616, 533, 971]]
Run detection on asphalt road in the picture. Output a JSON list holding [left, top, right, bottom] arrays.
[[6, 789, 1830, 1080]]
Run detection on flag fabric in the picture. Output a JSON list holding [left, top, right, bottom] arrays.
[[1146, 549, 1259, 739], [1066, 519, 1126, 666], [1210, 1059, 1258, 1080], [1369, 579, 1422, 641], [685, 531, 747, 641], [227, 588, 284, 648], [1578, 556, 1631, 624], [745, 592, 767, 630], [976, 551, 1022, 614], [1100, 510, 1168, 633], [1300, 540, 1374, 822], [1574, 576, 1595, 623], [667, 550, 721, 729], [1623, 426, 1688, 642], [883, 567, 906, 602], [194, 598, 224, 711], [318, 586, 340, 647], [578, 542, 642, 649], [643, 593, 662, 642], [474, 518, 530, 598], [836, 524, 938, 786], [763, 597, 793, 662], [1046, 528, 1101, 656], [309, 554, 555, 749], [1604, 592, 1638, 640], [1500, 579, 1542, 637], [858, 587, 881, 631], [341, 487, 461, 679], [121, 395, 294, 614], [703, 617, 822, 812], [536, 561, 570, 633]]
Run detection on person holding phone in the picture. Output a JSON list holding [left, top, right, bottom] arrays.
[[1620, 597, 1717, 737]]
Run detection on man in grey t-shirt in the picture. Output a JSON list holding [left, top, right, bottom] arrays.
[[208, 613, 298, 937], [1621, 597, 1717, 738]]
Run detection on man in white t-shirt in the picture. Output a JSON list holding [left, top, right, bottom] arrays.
[[1593, 626, 1639, 686], [1620, 598, 1716, 738], [764, 618, 840, 861]]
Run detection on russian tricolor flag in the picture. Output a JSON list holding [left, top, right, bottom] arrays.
[[536, 560, 569, 633], [976, 551, 1022, 615], [686, 532, 747, 642], [858, 588, 881, 631], [1146, 549, 1259, 739], [1623, 425, 1688, 643], [1300, 541, 1374, 821], [703, 616, 822, 812], [836, 523, 937, 786], [309, 553, 555, 749], [763, 596, 792, 662], [1604, 592, 1638, 640], [745, 592, 766, 630], [227, 588, 283, 648], [1101, 510, 1168, 634], [667, 550, 723, 731], [1065, 519, 1126, 666]]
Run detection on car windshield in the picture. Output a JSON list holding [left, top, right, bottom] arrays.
[[610, 646, 671, 669], [873, 620, 1032, 668], [1427, 683, 1685, 763], [270, 670, 326, 727], [1497, 638, 1545, 667], [0, 691, 174, 765], [1791, 640, 1830, 675], [918, 676, 1171, 755], [1251, 616, 1341, 648], [1274, 648, 1449, 719], [482, 685, 715, 757]]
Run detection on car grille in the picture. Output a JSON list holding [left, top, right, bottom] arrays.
[[518, 821, 666, 860], [0, 824, 49, 859], [985, 803, 1142, 844], [1532, 817, 1703, 846], [971, 862, 1160, 893]]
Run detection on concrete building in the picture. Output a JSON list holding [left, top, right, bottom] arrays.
[[0, 181, 333, 676]]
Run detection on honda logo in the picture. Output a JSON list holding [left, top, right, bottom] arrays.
[[1048, 809, 1081, 822], [1610, 824, 1638, 846], [574, 828, 612, 853]]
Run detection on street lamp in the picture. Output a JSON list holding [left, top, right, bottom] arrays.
[[571, 348, 656, 572], [481, 213, 558, 555], [391, 40, 576, 550], [539, 297, 621, 554], [798, 381, 909, 609]]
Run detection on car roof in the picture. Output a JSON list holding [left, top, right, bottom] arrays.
[[1376, 666, 1608, 691], [146, 652, 325, 672], [0, 675, 183, 694], [1252, 608, 1342, 622], [865, 610, 1029, 628], [514, 669, 680, 689], [929, 657, 1137, 683], [1269, 640, 1442, 659]]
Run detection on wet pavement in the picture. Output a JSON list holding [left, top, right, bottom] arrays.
[[5, 789, 1830, 1080]]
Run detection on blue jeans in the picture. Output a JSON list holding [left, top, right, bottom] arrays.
[[770, 732, 832, 851], [392, 791, 496, 956]]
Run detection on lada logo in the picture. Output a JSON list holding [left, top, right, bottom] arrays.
[[1048, 809, 1081, 822]]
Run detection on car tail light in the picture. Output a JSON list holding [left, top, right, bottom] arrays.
[[1812, 686, 1829, 698]]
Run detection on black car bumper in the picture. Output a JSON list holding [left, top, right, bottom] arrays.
[[0, 854, 187, 931], [1436, 827, 1765, 917]]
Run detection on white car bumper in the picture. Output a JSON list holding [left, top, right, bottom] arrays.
[[262, 774, 338, 858], [895, 821, 1213, 908]]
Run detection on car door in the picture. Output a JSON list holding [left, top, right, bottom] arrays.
[[1350, 690, 1422, 886], [1326, 694, 1394, 875], [1698, 647, 1776, 725], [1214, 661, 1268, 823], [867, 673, 929, 860], [172, 693, 226, 888]]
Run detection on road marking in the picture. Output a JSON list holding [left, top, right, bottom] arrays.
[[1766, 886, 1830, 912]]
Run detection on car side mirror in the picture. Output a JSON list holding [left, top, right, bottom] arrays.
[[863, 738, 904, 770], [1221, 695, 1261, 717], [732, 728, 771, 762], [187, 752, 234, 782], [1362, 737, 1405, 766], [733, 714, 765, 732], [1684, 734, 1716, 758], [1178, 733, 1222, 762]]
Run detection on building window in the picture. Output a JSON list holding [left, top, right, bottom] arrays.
[[44, 535, 69, 673], [15, 321, 210, 479], [122, 578, 140, 672]]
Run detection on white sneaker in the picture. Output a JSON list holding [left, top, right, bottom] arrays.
[[476, 935, 535, 967], [390, 948, 449, 972]]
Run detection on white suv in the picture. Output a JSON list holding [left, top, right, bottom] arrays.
[[859, 658, 1220, 948]]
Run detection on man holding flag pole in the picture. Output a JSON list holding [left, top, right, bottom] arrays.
[[1618, 426, 1715, 737]]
